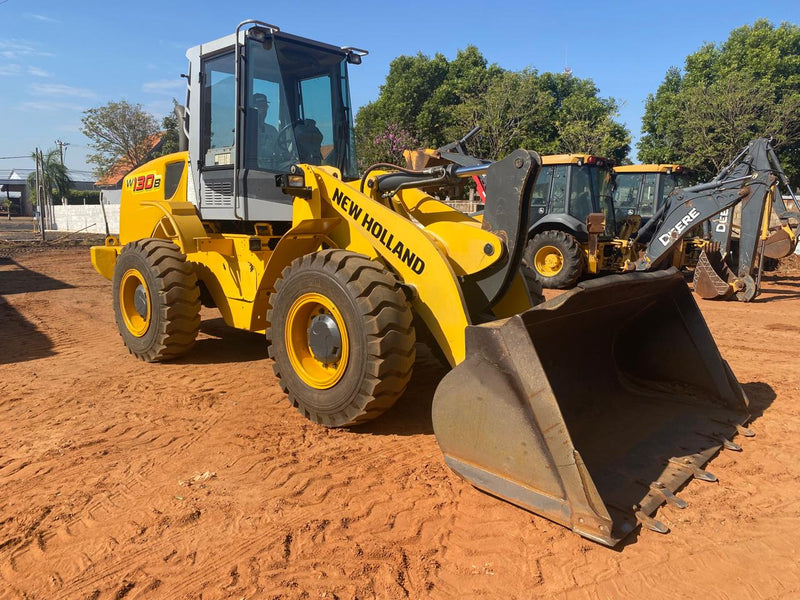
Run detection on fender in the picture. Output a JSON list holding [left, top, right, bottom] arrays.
[[528, 214, 588, 243]]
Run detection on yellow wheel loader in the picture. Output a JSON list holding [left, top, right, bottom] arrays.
[[91, 20, 754, 546]]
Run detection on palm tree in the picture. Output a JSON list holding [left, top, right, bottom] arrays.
[[27, 148, 72, 206]]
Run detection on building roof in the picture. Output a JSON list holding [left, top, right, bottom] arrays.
[[3, 169, 35, 180], [1, 167, 95, 195], [94, 134, 165, 188]]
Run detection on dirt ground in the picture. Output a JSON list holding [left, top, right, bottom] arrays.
[[1, 226, 799, 599]]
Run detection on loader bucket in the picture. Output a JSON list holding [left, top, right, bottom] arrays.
[[432, 269, 750, 546]]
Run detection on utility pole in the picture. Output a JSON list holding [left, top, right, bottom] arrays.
[[55, 139, 70, 207], [55, 139, 70, 166], [34, 148, 46, 241]]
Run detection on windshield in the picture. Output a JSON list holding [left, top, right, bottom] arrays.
[[243, 37, 358, 178], [613, 173, 641, 214], [569, 164, 614, 227], [662, 173, 693, 200]]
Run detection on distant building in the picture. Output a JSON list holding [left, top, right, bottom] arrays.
[[0, 169, 34, 216], [0, 168, 100, 216]]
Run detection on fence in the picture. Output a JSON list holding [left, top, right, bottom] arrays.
[[444, 200, 481, 214], [49, 203, 120, 235]]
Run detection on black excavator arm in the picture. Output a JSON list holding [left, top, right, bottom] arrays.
[[631, 138, 799, 301]]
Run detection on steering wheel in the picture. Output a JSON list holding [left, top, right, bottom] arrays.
[[276, 120, 304, 154]]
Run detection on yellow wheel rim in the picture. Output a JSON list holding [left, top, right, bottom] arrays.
[[120, 269, 151, 337], [285, 292, 350, 389], [534, 245, 564, 277]]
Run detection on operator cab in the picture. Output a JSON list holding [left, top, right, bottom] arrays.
[[529, 154, 617, 239], [613, 165, 694, 224], [184, 21, 365, 223]]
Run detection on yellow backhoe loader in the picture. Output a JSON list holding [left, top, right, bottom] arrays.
[[91, 20, 753, 546], [613, 163, 706, 269], [406, 141, 627, 290], [613, 164, 695, 222], [627, 139, 800, 301]]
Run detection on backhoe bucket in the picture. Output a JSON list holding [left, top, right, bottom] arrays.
[[693, 249, 736, 300], [763, 228, 797, 259], [432, 269, 749, 546]]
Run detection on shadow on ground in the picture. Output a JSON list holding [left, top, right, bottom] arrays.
[[0, 257, 74, 295], [0, 302, 54, 364], [176, 318, 268, 365], [0, 258, 73, 364]]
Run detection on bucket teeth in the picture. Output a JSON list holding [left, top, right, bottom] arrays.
[[720, 437, 742, 451], [698, 432, 742, 451], [669, 457, 718, 482], [736, 424, 756, 437], [650, 482, 688, 509], [635, 509, 669, 534]]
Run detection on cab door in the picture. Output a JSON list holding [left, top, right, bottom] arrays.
[[197, 50, 237, 221], [529, 165, 553, 226]]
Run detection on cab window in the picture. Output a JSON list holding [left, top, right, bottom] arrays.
[[201, 52, 235, 167], [531, 166, 553, 217], [549, 165, 568, 214], [614, 173, 642, 214], [568, 165, 594, 222], [640, 173, 658, 217]]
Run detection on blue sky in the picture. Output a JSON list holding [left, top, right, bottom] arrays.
[[0, 0, 796, 179]]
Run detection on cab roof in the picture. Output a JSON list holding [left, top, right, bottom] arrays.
[[188, 23, 360, 60], [540, 154, 614, 167], [614, 164, 688, 174]]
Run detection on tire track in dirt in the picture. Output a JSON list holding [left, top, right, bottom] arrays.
[[2, 249, 800, 599]]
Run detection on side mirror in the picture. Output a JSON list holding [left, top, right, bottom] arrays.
[[342, 47, 369, 65]]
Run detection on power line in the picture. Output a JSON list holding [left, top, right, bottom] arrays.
[[0, 155, 30, 160]]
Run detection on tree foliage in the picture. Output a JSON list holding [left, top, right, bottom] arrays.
[[26, 148, 71, 205], [157, 100, 182, 157], [81, 101, 161, 177], [639, 20, 800, 182], [355, 47, 630, 169]]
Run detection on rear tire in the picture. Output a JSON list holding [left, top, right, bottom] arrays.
[[524, 230, 584, 289], [267, 249, 416, 427], [112, 238, 200, 362]]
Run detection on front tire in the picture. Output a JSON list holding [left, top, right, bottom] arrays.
[[112, 239, 200, 362], [524, 230, 584, 289], [267, 250, 416, 427]]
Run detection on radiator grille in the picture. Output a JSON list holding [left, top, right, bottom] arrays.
[[202, 180, 233, 207]]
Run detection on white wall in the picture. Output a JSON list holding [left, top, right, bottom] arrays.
[[50, 204, 120, 235]]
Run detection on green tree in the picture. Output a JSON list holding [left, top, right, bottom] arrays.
[[355, 51, 454, 167], [156, 99, 182, 157], [356, 48, 630, 168], [638, 67, 684, 164], [26, 148, 71, 205], [453, 70, 553, 160], [546, 75, 631, 162], [639, 20, 800, 182], [81, 100, 160, 177]]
